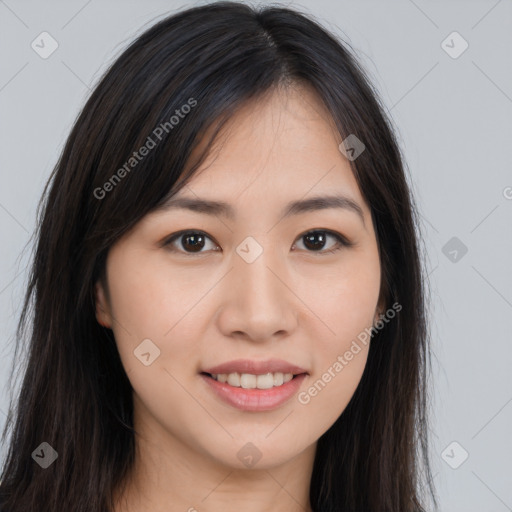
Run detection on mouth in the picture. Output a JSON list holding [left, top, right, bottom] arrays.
[[200, 371, 306, 389], [199, 370, 308, 412]]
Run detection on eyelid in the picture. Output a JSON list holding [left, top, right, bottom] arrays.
[[162, 228, 353, 255], [292, 229, 354, 255], [162, 229, 220, 252]]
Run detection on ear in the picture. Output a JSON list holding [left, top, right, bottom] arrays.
[[94, 279, 112, 328], [373, 295, 386, 326]]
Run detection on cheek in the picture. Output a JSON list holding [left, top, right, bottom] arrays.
[[104, 249, 208, 379], [104, 252, 210, 434], [297, 247, 381, 345], [106, 248, 209, 337], [295, 250, 379, 424]]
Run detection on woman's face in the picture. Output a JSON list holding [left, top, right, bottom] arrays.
[[95, 84, 382, 472]]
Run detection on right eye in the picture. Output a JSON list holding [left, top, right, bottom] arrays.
[[163, 230, 221, 254]]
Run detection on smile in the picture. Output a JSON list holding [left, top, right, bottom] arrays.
[[209, 371, 294, 389], [200, 372, 308, 412]]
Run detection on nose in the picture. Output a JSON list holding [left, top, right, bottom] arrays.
[[215, 244, 299, 343]]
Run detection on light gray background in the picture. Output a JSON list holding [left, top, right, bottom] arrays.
[[1, 1, 511, 510]]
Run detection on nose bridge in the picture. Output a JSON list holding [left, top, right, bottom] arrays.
[[234, 235, 284, 311], [216, 234, 297, 340]]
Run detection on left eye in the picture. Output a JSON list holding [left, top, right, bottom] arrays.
[[163, 229, 351, 255], [292, 230, 350, 254]]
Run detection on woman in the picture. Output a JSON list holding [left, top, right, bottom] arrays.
[[0, 2, 437, 511]]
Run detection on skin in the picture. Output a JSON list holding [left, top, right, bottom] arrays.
[[95, 83, 384, 512]]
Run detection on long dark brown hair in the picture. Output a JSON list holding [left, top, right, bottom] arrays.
[[0, 2, 437, 511]]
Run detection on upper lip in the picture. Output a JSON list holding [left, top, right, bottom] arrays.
[[202, 359, 309, 376]]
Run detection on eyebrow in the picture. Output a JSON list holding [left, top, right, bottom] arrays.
[[157, 194, 365, 226]]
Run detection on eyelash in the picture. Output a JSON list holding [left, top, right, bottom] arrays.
[[162, 229, 353, 256]]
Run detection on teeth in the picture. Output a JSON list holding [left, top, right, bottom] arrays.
[[210, 372, 295, 389]]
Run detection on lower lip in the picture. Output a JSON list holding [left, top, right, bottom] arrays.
[[200, 373, 307, 412]]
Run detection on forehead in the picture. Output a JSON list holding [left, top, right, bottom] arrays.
[[179, 84, 367, 210]]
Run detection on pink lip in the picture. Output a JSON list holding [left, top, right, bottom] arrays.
[[200, 373, 308, 412], [202, 358, 308, 376]]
